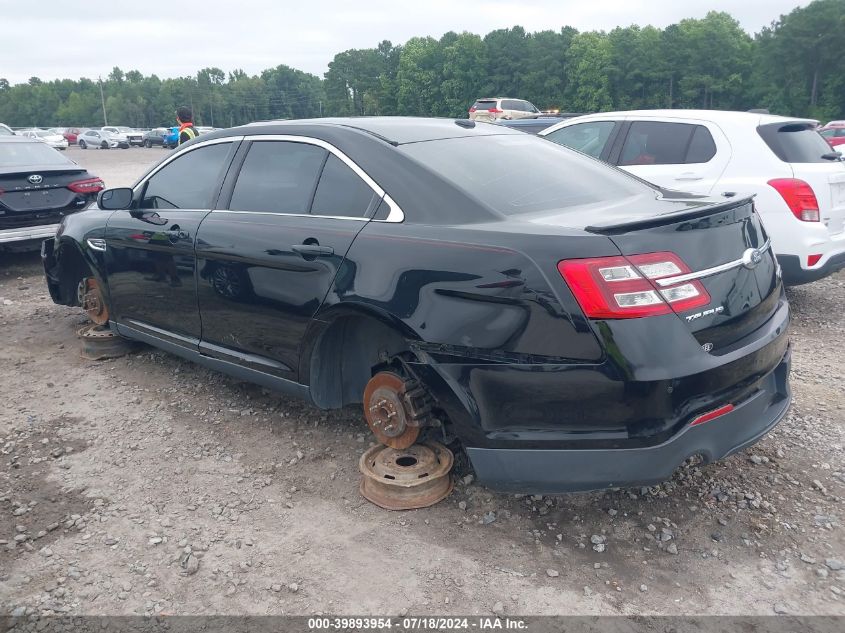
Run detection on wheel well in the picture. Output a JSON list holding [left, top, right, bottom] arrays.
[[55, 242, 93, 306], [309, 315, 412, 410]]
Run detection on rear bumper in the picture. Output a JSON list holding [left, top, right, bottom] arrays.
[[778, 252, 845, 285], [0, 223, 59, 245], [466, 346, 791, 494]]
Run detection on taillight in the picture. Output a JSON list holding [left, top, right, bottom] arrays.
[[67, 178, 105, 194], [768, 178, 820, 222], [558, 251, 711, 319], [468, 107, 476, 113]]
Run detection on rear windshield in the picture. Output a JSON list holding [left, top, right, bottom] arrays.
[[400, 134, 651, 217], [472, 100, 497, 110], [0, 141, 72, 167], [757, 123, 834, 163]]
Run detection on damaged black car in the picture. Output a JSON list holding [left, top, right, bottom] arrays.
[[42, 118, 791, 493]]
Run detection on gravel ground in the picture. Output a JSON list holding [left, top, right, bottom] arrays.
[[0, 148, 843, 617]]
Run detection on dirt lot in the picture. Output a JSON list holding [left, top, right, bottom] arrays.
[[0, 146, 843, 617]]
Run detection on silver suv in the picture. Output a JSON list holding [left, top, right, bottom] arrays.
[[469, 98, 540, 122]]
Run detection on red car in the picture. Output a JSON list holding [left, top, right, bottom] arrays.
[[819, 121, 845, 148], [62, 127, 84, 144]]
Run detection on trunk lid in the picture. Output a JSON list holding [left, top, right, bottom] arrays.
[[0, 166, 86, 213], [587, 196, 780, 351]]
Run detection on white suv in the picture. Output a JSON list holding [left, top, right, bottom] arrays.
[[540, 110, 845, 285]]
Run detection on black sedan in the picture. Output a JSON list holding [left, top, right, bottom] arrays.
[[142, 128, 169, 148], [41, 118, 790, 492], [0, 136, 103, 250]]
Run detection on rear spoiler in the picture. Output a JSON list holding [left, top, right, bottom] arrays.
[[585, 195, 756, 235]]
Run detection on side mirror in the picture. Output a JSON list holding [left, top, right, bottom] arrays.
[[98, 187, 134, 210]]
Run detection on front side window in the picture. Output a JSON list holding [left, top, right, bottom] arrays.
[[311, 155, 377, 218], [140, 143, 232, 210], [544, 121, 616, 159], [229, 141, 327, 214]]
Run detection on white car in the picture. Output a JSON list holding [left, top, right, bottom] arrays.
[[0, 123, 14, 136], [78, 129, 129, 149], [20, 128, 68, 150], [102, 126, 143, 146], [540, 110, 845, 285]]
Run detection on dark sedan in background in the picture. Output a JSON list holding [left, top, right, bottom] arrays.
[[0, 136, 103, 250], [142, 128, 169, 148], [42, 118, 790, 492]]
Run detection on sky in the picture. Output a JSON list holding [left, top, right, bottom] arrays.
[[0, 0, 810, 85]]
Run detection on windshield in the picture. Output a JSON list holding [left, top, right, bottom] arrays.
[[757, 122, 835, 163], [0, 141, 72, 166], [400, 134, 650, 217]]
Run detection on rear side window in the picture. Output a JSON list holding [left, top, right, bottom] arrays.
[[229, 141, 327, 214], [141, 143, 232, 210], [544, 121, 616, 159], [619, 122, 694, 166], [757, 123, 833, 163], [503, 100, 521, 111], [685, 126, 717, 163], [310, 154, 376, 218]]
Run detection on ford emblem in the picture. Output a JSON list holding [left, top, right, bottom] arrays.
[[741, 247, 763, 269]]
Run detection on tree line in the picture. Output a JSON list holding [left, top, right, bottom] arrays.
[[1, 0, 842, 128]]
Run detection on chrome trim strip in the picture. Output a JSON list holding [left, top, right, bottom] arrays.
[[213, 210, 368, 222], [654, 239, 771, 287], [134, 133, 405, 223]]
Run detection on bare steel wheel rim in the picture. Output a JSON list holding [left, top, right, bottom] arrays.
[[359, 441, 454, 510], [77, 323, 135, 361]]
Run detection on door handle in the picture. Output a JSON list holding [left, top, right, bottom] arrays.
[[292, 244, 334, 257], [675, 173, 703, 181], [166, 229, 189, 242]]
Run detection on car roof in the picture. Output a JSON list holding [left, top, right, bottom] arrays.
[[560, 109, 818, 126], [238, 117, 522, 145]]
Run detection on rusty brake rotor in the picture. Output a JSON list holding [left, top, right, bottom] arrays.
[[359, 441, 454, 510], [363, 371, 420, 449], [80, 278, 109, 325]]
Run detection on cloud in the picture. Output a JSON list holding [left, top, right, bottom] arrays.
[[0, 0, 808, 84]]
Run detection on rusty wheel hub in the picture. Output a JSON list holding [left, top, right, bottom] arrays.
[[359, 441, 454, 510], [363, 372, 420, 449], [80, 278, 109, 325], [77, 323, 135, 361]]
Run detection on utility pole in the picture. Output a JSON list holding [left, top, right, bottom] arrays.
[[319, 100, 322, 117], [98, 76, 108, 125]]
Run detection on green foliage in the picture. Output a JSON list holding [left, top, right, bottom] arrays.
[[0, 0, 842, 127]]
